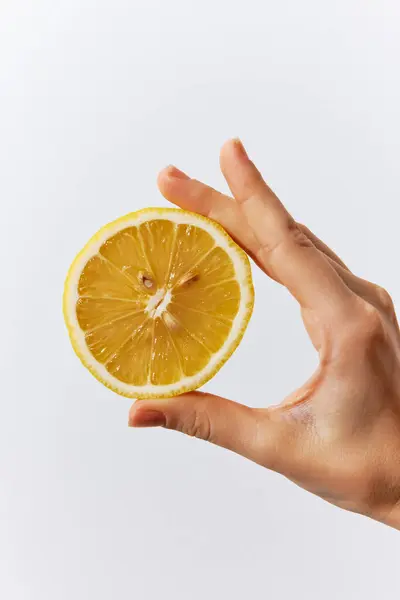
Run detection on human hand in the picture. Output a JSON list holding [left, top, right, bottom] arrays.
[[129, 139, 400, 529]]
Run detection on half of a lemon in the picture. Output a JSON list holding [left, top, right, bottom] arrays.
[[64, 208, 254, 398]]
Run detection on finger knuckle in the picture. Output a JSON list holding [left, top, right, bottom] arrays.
[[289, 221, 314, 249], [295, 222, 306, 231], [182, 406, 212, 442], [373, 285, 394, 313], [257, 221, 312, 258], [295, 222, 311, 239], [352, 301, 385, 343], [336, 299, 385, 350]]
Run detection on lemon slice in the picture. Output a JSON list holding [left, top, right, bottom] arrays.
[[64, 208, 254, 398]]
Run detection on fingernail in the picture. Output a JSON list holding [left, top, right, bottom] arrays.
[[232, 137, 249, 160], [165, 165, 190, 180], [128, 409, 166, 428]]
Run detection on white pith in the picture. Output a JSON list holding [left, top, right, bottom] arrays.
[[145, 288, 172, 318]]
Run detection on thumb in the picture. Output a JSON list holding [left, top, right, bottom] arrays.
[[129, 391, 288, 469]]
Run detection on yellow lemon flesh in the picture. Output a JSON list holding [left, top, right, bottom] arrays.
[[64, 208, 254, 398]]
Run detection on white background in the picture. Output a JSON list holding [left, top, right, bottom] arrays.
[[1, 1, 400, 598]]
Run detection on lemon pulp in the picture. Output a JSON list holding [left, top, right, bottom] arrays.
[[64, 209, 254, 398]]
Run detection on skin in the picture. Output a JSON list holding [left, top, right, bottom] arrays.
[[129, 138, 400, 530]]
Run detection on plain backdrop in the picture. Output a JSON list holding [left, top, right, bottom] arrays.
[[1, 1, 400, 598]]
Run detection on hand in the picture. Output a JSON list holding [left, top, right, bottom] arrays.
[[129, 138, 400, 529]]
